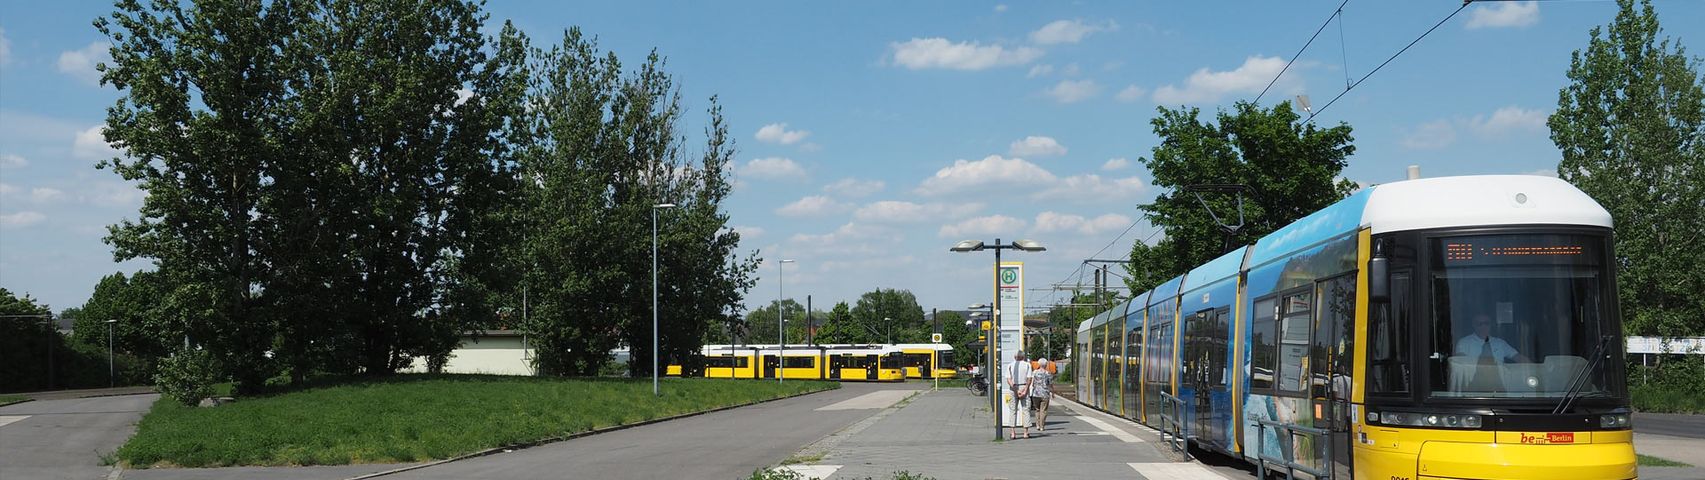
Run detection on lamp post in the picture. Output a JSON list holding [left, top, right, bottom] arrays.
[[105, 319, 117, 388], [652, 203, 677, 397], [951, 238, 1045, 440], [778, 258, 795, 384]]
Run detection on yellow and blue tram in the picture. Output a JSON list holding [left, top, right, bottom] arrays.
[[669, 344, 907, 382], [1073, 175, 1634, 480]]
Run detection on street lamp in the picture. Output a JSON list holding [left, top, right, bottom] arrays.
[[950, 238, 1045, 440], [652, 202, 677, 397], [778, 258, 795, 384], [882, 317, 893, 344], [105, 319, 117, 388]]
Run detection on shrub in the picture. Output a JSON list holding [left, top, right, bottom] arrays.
[[154, 348, 222, 406]]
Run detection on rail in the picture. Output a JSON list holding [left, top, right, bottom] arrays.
[[1249, 416, 1331, 480], [1156, 391, 1189, 459]]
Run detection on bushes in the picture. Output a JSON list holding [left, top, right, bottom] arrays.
[[155, 348, 222, 406], [1629, 354, 1705, 414]]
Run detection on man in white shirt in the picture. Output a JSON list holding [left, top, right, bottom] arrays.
[[1454, 313, 1531, 364], [1007, 351, 1033, 440]]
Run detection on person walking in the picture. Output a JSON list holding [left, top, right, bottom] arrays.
[[1030, 357, 1053, 431], [1007, 351, 1033, 439]]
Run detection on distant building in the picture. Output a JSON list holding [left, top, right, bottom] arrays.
[[406, 330, 534, 376]]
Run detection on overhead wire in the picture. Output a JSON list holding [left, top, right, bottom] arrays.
[[1306, 1, 1473, 121], [1255, 0, 1352, 105]]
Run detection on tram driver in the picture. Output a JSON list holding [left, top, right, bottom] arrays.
[[1453, 313, 1532, 364]]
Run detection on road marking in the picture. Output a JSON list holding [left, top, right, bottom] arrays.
[[815, 390, 915, 411], [1128, 462, 1231, 480], [0, 415, 28, 428], [775, 465, 841, 479], [1076, 415, 1144, 443]]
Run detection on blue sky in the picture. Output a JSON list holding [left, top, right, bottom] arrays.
[[3, 1, 1702, 317]]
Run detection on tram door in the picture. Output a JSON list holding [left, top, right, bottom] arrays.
[[1186, 308, 1230, 449], [1314, 275, 1357, 479], [763, 355, 779, 379]]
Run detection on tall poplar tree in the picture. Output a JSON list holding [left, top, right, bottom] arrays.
[[1549, 0, 1705, 337]]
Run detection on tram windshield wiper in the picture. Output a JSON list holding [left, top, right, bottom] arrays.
[[1552, 334, 1613, 415]]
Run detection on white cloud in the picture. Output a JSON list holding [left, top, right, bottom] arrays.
[[852, 200, 982, 224], [1115, 85, 1147, 103], [775, 195, 849, 217], [889, 38, 1043, 71], [822, 178, 885, 198], [1523, 168, 1559, 178], [28, 187, 65, 204], [0, 27, 12, 66], [454, 88, 474, 106], [732, 225, 765, 241], [755, 123, 811, 145], [939, 215, 1027, 238], [1060, 63, 1082, 77], [1466, 1, 1539, 29], [1034, 174, 1146, 200], [741, 157, 806, 181], [1469, 106, 1548, 135], [994, 4, 1008, 13], [83, 181, 147, 207], [1033, 212, 1133, 235], [0, 211, 46, 227], [1008, 136, 1068, 157], [1102, 157, 1130, 171], [788, 222, 898, 255], [73, 125, 123, 160], [918, 155, 1056, 195], [1027, 64, 1055, 78], [1044, 79, 1100, 104], [1399, 120, 1457, 150], [1030, 19, 1118, 45], [1152, 55, 1295, 105], [0, 183, 14, 195], [57, 42, 110, 86], [0, 153, 26, 169]]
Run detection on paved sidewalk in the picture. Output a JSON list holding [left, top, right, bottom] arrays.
[[0, 393, 158, 480], [782, 387, 1227, 480], [1634, 433, 1705, 480]]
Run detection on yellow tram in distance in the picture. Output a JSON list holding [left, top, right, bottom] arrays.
[[893, 343, 959, 379], [669, 344, 907, 382]]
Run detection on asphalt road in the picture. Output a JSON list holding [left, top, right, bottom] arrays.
[[386, 382, 918, 480], [1635, 412, 1705, 439], [0, 393, 158, 480]]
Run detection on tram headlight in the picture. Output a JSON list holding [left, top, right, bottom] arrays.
[[1370, 411, 1482, 429], [1600, 413, 1630, 428]]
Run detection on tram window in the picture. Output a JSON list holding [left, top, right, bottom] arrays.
[[1369, 273, 1411, 394], [783, 356, 814, 368], [1313, 275, 1356, 398], [705, 357, 748, 369], [1279, 289, 1313, 394], [1210, 307, 1230, 387], [1251, 296, 1278, 390]]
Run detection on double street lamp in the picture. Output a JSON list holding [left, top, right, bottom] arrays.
[[950, 238, 1045, 441], [778, 259, 795, 384], [652, 203, 677, 397]]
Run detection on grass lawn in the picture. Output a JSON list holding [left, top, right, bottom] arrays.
[[0, 394, 28, 406], [117, 374, 836, 468], [1638, 454, 1692, 467]]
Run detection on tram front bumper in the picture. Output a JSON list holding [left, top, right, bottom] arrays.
[[1417, 438, 1636, 480]]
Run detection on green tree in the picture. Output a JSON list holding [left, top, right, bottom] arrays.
[[1549, 0, 1705, 337], [1, 289, 57, 391], [743, 299, 808, 344], [1125, 101, 1357, 292], [99, 0, 527, 391], [812, 302, 860, 344], [849, 288, 926, 344], [514, 29, 757, 376], [74, 271, 177, 364]]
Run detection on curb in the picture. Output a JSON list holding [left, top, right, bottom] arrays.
[[344, 384, 841, 480], [0, 399, 36, 408]]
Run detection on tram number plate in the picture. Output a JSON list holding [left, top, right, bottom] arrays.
[[1519, 432, 1575, 444]]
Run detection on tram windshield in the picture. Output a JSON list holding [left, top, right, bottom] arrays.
[[1426, 233, 1622, 399]]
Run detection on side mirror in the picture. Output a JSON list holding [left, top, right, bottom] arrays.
[[1369, 256, 1390, 303]]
